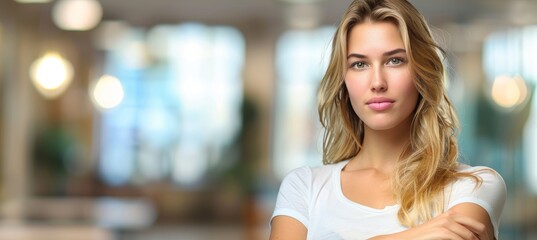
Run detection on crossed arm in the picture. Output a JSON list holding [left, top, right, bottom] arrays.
[[269, 203, 495, 240]]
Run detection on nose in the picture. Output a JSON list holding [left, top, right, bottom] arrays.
[[370, 67, 387, 92]]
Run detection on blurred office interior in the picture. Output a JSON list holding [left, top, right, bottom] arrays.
[[0, 0, 536, 239]]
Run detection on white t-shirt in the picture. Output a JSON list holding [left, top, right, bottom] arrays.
[[271, 160, 506, 240]]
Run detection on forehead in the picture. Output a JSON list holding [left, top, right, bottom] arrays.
[[347, 21, 404, 53]]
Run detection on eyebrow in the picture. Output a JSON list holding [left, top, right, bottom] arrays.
[[347, 48, 406, 59]]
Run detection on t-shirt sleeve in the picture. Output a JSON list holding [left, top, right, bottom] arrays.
[[447, 167, 507, 239], [270, 166, 312, 228]]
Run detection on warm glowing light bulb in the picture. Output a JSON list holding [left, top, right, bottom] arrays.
[[30, 52, 73, 99], [91, 75, 124, 109], [52, 0, 103, 31], [491, 75, 528, 109]]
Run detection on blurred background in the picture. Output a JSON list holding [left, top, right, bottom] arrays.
[[0, 0, 536, 239]]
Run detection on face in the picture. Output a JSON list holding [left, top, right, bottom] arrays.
[[345, 20, 419, 132]]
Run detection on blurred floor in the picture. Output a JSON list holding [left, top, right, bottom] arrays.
[[120, 224, 269, 240]]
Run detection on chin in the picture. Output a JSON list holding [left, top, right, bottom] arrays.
[[363, 119, 406, 132], [368, 126, 395, 131], [364, 123, 395, 131]]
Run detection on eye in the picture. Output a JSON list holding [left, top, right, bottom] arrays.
[[351, 61, 367, 69], [387, 57, 405, 66]]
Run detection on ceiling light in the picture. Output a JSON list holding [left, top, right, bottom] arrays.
[[52, 0, 103, 31]]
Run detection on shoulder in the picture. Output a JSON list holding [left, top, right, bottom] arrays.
[[281, 160, 347, 183], [272, 162, 344, 227], [454, 164, 506, 193], [448, 164, 506, 225], [451, 164, 506, 197], [282, 166, 313, 182], [447, 164, 507, 238]]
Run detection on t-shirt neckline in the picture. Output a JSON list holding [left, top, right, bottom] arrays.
[[333, 160, 399, 213]]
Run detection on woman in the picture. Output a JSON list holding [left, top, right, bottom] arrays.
[[270, 0, 506, 239]]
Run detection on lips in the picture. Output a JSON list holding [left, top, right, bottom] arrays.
[[366, 97, 395, 111]]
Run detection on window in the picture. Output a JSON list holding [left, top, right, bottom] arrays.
[[482, 26, 536, 193], [98, 23, 245, 187], [272, 27, 335, 179]]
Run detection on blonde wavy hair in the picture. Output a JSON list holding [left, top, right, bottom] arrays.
[[318, 0, 480, 227]]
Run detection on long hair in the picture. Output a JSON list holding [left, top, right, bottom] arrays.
[[317, 0, 480, 227]]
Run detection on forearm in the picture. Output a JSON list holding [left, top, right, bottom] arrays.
[[368, 235, 393, 240], [367, 210, 486, 240], [367, 231, 407, 240]]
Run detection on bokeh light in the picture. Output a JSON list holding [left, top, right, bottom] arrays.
[[52, 0, 103, 31], [91, 75, 125, 110], [30, 52, 73, 99], [491, 75, 528, 109]]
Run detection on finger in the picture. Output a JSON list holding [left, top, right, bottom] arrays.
[[451, 213, 486, 235], [435, 212, 479, 240], [444, 221, 479, 240]]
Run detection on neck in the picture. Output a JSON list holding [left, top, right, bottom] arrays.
[[347, 117, 412, 172]]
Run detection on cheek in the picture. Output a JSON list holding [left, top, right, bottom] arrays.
[[400, 81, 419, 108], [392, 72, 417, 96], [344, 73, 367, 96], [344, 75, 368, 117], [402, 82, 418, 99]]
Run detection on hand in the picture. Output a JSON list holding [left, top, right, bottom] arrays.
[[370, 210, 486, 240]]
